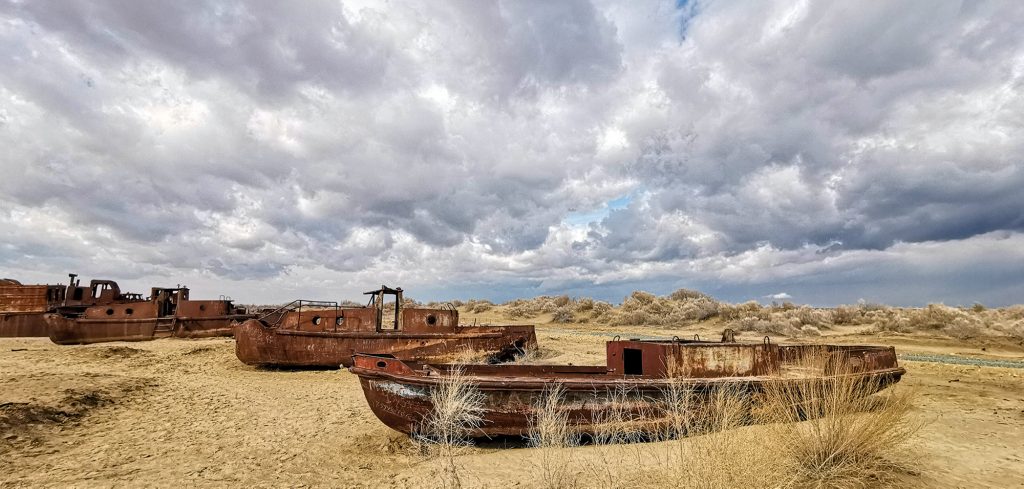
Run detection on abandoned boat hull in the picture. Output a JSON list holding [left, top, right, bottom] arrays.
[[351, 342, 906, 438], [0, 313, 49, 337], [234, 319, 538, 368], [1, 281, 65, 337], [46, 315, 244, 345], [45, 287, 250, 345]]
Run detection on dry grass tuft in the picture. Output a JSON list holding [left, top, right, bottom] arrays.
[[641, 380, 781, 488], [758, 352, 920, 488], [447, 347, 493, 365], [528, 383, 581, 489], [416, 367, 485, 489], [509, 345, 547, 365], [518, 358, 920, 488]]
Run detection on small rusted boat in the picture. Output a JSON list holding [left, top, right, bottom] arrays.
[[235, 286, 537, 368], [351, 337, 906, 438], [46, 286, 251, 345], [1, 274, 141, 337]]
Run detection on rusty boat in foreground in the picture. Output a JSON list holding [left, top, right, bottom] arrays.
[[1, 274, 141, 337], [351, 337, 906, 438], [46, 286, 251, 345], [235, 286, 537, 368]]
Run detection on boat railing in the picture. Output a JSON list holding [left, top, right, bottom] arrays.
[[259, 299, 347, 328]]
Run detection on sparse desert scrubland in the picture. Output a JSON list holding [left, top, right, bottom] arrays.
[[1, 290, 1023, 488], [450, 289, 1024, 342]]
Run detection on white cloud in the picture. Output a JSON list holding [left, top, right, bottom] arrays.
[[1, 1, 1023, 306]]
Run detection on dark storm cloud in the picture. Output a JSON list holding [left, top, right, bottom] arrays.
[[4, 0, 403, 99], [1, 0, 1023, 304], [588, 0, 1024, 261]]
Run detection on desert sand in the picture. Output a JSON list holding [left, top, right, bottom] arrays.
[[1, 313, 1023, 488]]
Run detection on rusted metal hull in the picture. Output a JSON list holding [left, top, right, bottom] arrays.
[[46, 314, 244, 345], [1, 283, 63, 337], [351, 343, 906, 438], [0, 313, 49, 337], [235, 319, 538, 368]]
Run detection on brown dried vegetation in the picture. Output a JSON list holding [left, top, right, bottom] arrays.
[[465, 289, 1024, 340], [519, 355, 919, 488]]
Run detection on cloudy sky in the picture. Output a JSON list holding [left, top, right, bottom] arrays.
[[2, 1, 1023, 306]]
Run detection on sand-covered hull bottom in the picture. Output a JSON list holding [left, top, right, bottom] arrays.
[[46, 315, 242, 345]]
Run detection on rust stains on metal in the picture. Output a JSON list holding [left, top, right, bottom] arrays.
[[235, 285, 538, 368], [47, 285, 252, 345], [350, 337, 906, 438], [1, 273, 141, 337]]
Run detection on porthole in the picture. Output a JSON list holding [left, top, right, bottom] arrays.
[[426, 315, 437, 326], [376, 361, 387, 368], [311, 315, 322, 326], [335, 316, 344, 326], [105, 309, 114, 316], [199, 304, 206, 311], [125, 308, 134, 315]]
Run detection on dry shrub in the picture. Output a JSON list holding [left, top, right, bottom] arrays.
[[463, 299, 493, 314], [731, 315, 802, 337], [1003, 305, 1024, 320], [551, 306, 575, 323], [528, 384, 580, 489], [668, 288, 711, 301], [992, 319, 1024, 339], [801, 325, 823, 336], [416, 367, 485, 489], [907, 303, 963, 330], [503, 296, 565, 318], [573, 297, 594, 312], [679, 296, 721, 321], [758, 352, 920, 488], [590, 300, 613, 318], [944, 317, 984, 339], [504, 300, 540, 319], [720, 301, 768, 321], [831, 305, 862, 325], [793, 306, 829, 327], [867, 303, 1018, 340], [624, 291, 657, 308], [605, 290, 722, 326], [609, 309, 652, 326], [874, 310, 912, 334]]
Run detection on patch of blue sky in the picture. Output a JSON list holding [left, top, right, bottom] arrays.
[[563, 193, 635, 226], [676, 0, 701, 40]]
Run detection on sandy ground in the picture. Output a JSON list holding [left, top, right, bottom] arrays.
[[1, 316, 1022, 488]]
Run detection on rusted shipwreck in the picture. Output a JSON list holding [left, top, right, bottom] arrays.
[[235, 286, 537, 368], [351, 337, 906, 438], [1, 274, 141, 337], [46, 285, 251, 345]]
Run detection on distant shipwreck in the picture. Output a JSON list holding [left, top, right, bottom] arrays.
[[235, 285, 537, 368]]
